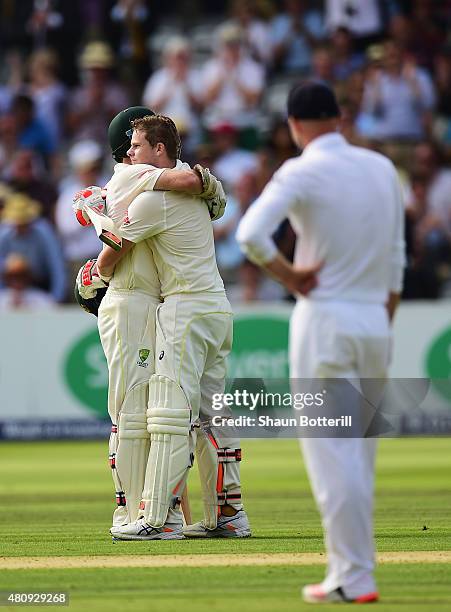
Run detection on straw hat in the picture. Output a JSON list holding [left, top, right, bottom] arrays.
[[68, 140, 103, 170], [80, 41, 115, 69], [2, 193, 41, 224]]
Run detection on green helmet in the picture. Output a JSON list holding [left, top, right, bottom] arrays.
[[108, 106, 155, 162]]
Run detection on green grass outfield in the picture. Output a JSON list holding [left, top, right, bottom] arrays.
[[1, 438, 450, 611]]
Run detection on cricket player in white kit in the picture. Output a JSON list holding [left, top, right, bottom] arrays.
[[237, 82, 405, 603], [75, 107, 226, 528], [96, 115, 250, 540]]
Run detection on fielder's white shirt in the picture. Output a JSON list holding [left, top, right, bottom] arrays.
[[119, 161, 225, 298], [105, 162, 163, 298], [236, 132, 405, 303]]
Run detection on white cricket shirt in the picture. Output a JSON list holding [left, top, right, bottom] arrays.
[[105, 162, 163, 297], [236, 133, 405, 303], [119, 161, 225, 298]]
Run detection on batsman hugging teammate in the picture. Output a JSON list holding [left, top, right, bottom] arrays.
[[75, 108, 250, 539]]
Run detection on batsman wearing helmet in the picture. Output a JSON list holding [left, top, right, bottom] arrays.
[[75, 106, 225, 528], [96, 114, 250, 540]]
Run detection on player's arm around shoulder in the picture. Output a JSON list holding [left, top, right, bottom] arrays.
[[154, 166, 202, 194]]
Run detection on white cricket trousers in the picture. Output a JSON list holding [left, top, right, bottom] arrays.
[[98, 288, 160, 525], [290, 298, 391, 598]]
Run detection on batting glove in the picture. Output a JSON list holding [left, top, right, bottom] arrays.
[[194, 164, 227, 221], [73, 186, 107, 227], [76, 259, 111, 300]]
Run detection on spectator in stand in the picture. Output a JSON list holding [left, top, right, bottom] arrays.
[[27, 48, 67, 148], [55, 140, 108, 293], [403, 142, 451, 298], [433, 48, 451, 147], [3, 149, 58, 223], [324, 0, 384, 49], [228, 0, 272, 67], [254, 119, 298, 193], [270, 0, 325, 74], [0, 94, 56, 166], [109, 0, 153, 93], [358, 39, 436, 141], [26, 0, 81, 85], [407, 0, 445, 71], [67, 41, 130, 145], [201, 23, 265, 136], [331, 26, 366, 81], [0, 253, 55, 310], [0, 193, 66, 302], [210, 123, 259, 192], [233, 171, 286, 302], [142, 37, 202, 156], [212, 182, 246, 287], [310, 46, 335, 85]]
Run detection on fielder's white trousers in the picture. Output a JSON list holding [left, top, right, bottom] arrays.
[[290, 299, 391, 598]]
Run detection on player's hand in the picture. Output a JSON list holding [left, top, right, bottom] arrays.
[[76, 259, 110, 300], [205, 193, 227, 221], [289, 262, 322, 296], [193, 165, 227, 220], [73, 186, 106, 227]]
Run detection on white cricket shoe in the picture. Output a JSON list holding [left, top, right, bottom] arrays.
[[302, 583, 379, 604], [110, 518, 184, 540], [183, 510, 251, 538]]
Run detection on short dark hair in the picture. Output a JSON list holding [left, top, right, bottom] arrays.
[[131, 114, 181, 160]]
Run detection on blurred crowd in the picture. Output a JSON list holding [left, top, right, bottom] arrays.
[[0, 0, 451, 309]]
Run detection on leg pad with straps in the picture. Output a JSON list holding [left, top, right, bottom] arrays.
[[109, 383, 150, 526], [195, 425, 243, 529], [140, 375, 192, 527]]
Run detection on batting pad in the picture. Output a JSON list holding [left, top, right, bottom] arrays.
[[110, 383, 150, 527], [196, 426, 243, 529], [140, 375, 192, 527]]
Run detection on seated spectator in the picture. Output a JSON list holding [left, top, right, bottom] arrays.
[[228, 0, 272, 66], [432, 48, 451, 147], [358, 39, 436, 141], [233, 171, 286, 302], [411, 142, 451, 226], [254, 119, 298, 192], [67, 41, 130, 145], [0, 193, 66, 302], [202, 24, 265, 134], [142, 37, 202, 155], [210, 123, 259, 192], [403, 142, 451, 298], [55, 140, 108, 294], [310, 45, 335, 85], [0, 253, 55, 310], [213, 175, 248, 286], [408, 0, 445, 71], [270, 0, 324, 74], [1, 94, 56, 164], [331, 26, 365, 81], [27, 48, 67, 148], [4, 149, 58, 223]]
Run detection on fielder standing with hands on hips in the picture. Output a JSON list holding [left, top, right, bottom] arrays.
[[237, 82, 405, 604]]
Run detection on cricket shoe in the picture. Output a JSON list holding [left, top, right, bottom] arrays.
[[302, 583, 379, 604], [183, 510, 251, 538], [110, 518, 184, 540]]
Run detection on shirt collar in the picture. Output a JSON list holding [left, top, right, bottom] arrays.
[[302, 132, 347, 155]]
